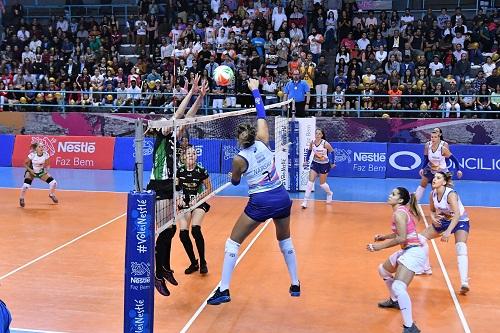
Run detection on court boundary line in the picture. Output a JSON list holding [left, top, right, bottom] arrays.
[[179, 219, 273, 333], [0, 213, 126, 281], [418, 204, 471, 333], [1, 186, 497, 209], [11, 328, 69, 333]]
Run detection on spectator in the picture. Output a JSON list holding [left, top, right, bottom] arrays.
[[283, 69, 310, 118], [445, 80, 460, 117]]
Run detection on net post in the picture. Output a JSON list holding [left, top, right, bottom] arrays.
[[134, 119, 144, 192], [123, 191, 155, 333], [288, 119, 300, 193]]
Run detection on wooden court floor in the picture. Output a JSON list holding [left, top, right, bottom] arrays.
[[0, 188, 499, 333]]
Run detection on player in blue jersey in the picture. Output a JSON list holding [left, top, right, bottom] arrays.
[[207, 78, 300, 305]]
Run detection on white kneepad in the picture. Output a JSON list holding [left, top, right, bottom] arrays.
[[279, 238, 295, 254], [391, 280, 407, 297], [225, 238, 240, 257], [456, 242, 467, 256], [378, 264, 393, 280]]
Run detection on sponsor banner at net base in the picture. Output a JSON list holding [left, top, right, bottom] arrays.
[[114, 137, 154, 171], [12, 135, 115, 169]]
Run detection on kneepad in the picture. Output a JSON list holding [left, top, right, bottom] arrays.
[[456, 242, 467, 256], [225, 238, 240, 256], [279, 238, 295, 254], [24, 178, 33, 185], [391, 280, 407, 296], [46, 177, 54, 184], [378, 264, 393, 280]]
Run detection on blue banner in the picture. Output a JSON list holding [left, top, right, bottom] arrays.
[[386, 144, 423, 179], [190, 138, 221, 173], [449, 145, 500, 181], [0, 135, 15, 167], [331, 142, 387, 178], [124, 191, 155, 333], [114, 137, 154, 171], [220, 139, 240, 174]]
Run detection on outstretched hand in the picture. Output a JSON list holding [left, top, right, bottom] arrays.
[[200, 80, 209, 96], [190, 73, 201, 94], [247, 78, 260, 91]]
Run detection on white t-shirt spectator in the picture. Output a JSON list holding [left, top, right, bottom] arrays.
[[211, 0, 221, 13], [56, 19, 69, 32], [375, 50, 387, 63], [452, 35, 465, 48], [482, 62, 496, 77], [357, 37, 370, 50], [221, 11, 232, 21], [22, 49, 35, 63], [127, 85, 142, 100], [161, 43, 174, 59], [364, 17, 378, 27], [400, 14, 415, 25], [429, 61, 444, 75], [289, 28, 303, 42], [135, 20, 147, 36], [29, 39, 41, 52], [262, 81, 277, 94], [246, 8, 256, 18], [17, 29, 30, 42], [453, 49, 467, 62], [272, 11, 287, 32], [308, 35, 322, 55]]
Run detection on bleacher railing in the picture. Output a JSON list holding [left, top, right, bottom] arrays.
[[2, 89, 498, 118]]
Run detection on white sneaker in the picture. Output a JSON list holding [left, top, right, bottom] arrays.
[[460, 283, 470, 295], [301, 201, 307, 209], [326, 192, 333, 204], [416, 268, 433, 276]]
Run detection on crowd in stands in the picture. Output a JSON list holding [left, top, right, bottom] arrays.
[[0, 0, 499, 118]]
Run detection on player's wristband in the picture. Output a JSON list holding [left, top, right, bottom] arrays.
[[328, 150, 335, 163], [448, 154, 461, 171], [252, 88, 266, 119]]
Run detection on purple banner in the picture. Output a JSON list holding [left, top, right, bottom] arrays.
[[1, 112, 499, 145]]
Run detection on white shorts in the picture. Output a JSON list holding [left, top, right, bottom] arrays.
[[389, 246, 426, 273]]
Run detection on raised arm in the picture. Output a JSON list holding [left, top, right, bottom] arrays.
[[185, 79, 209, 118], [247, 78, 269, 145], [173, 74, 200, 119]]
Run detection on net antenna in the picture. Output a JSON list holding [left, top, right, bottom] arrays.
[[134, 118, 145, 192]]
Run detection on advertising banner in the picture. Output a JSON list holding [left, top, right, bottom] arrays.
[[220, 139, 240, 174], [275, 117, 290, 190], [446, 144, 500, 181], [189, 138, 222, 173], [331, 142, 387, 178], [386, 144, 423, 179], [113, 137, 154, 171], [12, 135, 115, 169], [0, 135, 15, 167], [298, 117, 316, 190], [123, 191, 155, 333]]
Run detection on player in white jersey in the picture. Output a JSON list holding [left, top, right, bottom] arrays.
[[419, 172, 471, 294], [415, 127, 463, 275], [207, 78, 299, 305], [19, 143, 58, 207], [367, 187, 423, 333], [301, 128, 335, 208], [415, 127, 462, 201]]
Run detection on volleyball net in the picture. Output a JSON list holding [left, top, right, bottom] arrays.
[[123, 100, 294, 331]]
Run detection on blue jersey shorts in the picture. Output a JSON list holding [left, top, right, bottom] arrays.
[[244, 186, 292, 222], [433, 219, 470, 234], [0, 299, 11, 333], [310, 161, 331, 175], [423, 166, 449, 183]]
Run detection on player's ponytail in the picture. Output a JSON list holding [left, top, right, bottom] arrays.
[[409, 192, 422, 221], [436, 171, 454, 188], [397, 186, 421, 220]]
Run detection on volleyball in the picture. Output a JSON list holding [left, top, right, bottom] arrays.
[[213, 65, 234, 86]]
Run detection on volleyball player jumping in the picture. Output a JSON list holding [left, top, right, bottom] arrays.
[[207, 78, 300, 305], [19, 142, 59, 207], [421, 172, 471, 295], [176, 146, 212, 275], [301, 128, 335, 208], [149, 75, 208, 296], [367, 187, 423, 333]]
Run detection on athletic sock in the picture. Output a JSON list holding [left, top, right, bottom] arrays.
[[415, 185, 425, 201], [279, 238, 299, 285], [20, 183, 30, 199], [180, 229, 197, 264], [304, 181, 314, 200], [456, 242, 469, 285], [219, 238, 240, 291], [191, 225, 206, 265], [392, 280, 413, 328], [319, 182, 332, 195], [155, 225, 176, 274]]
